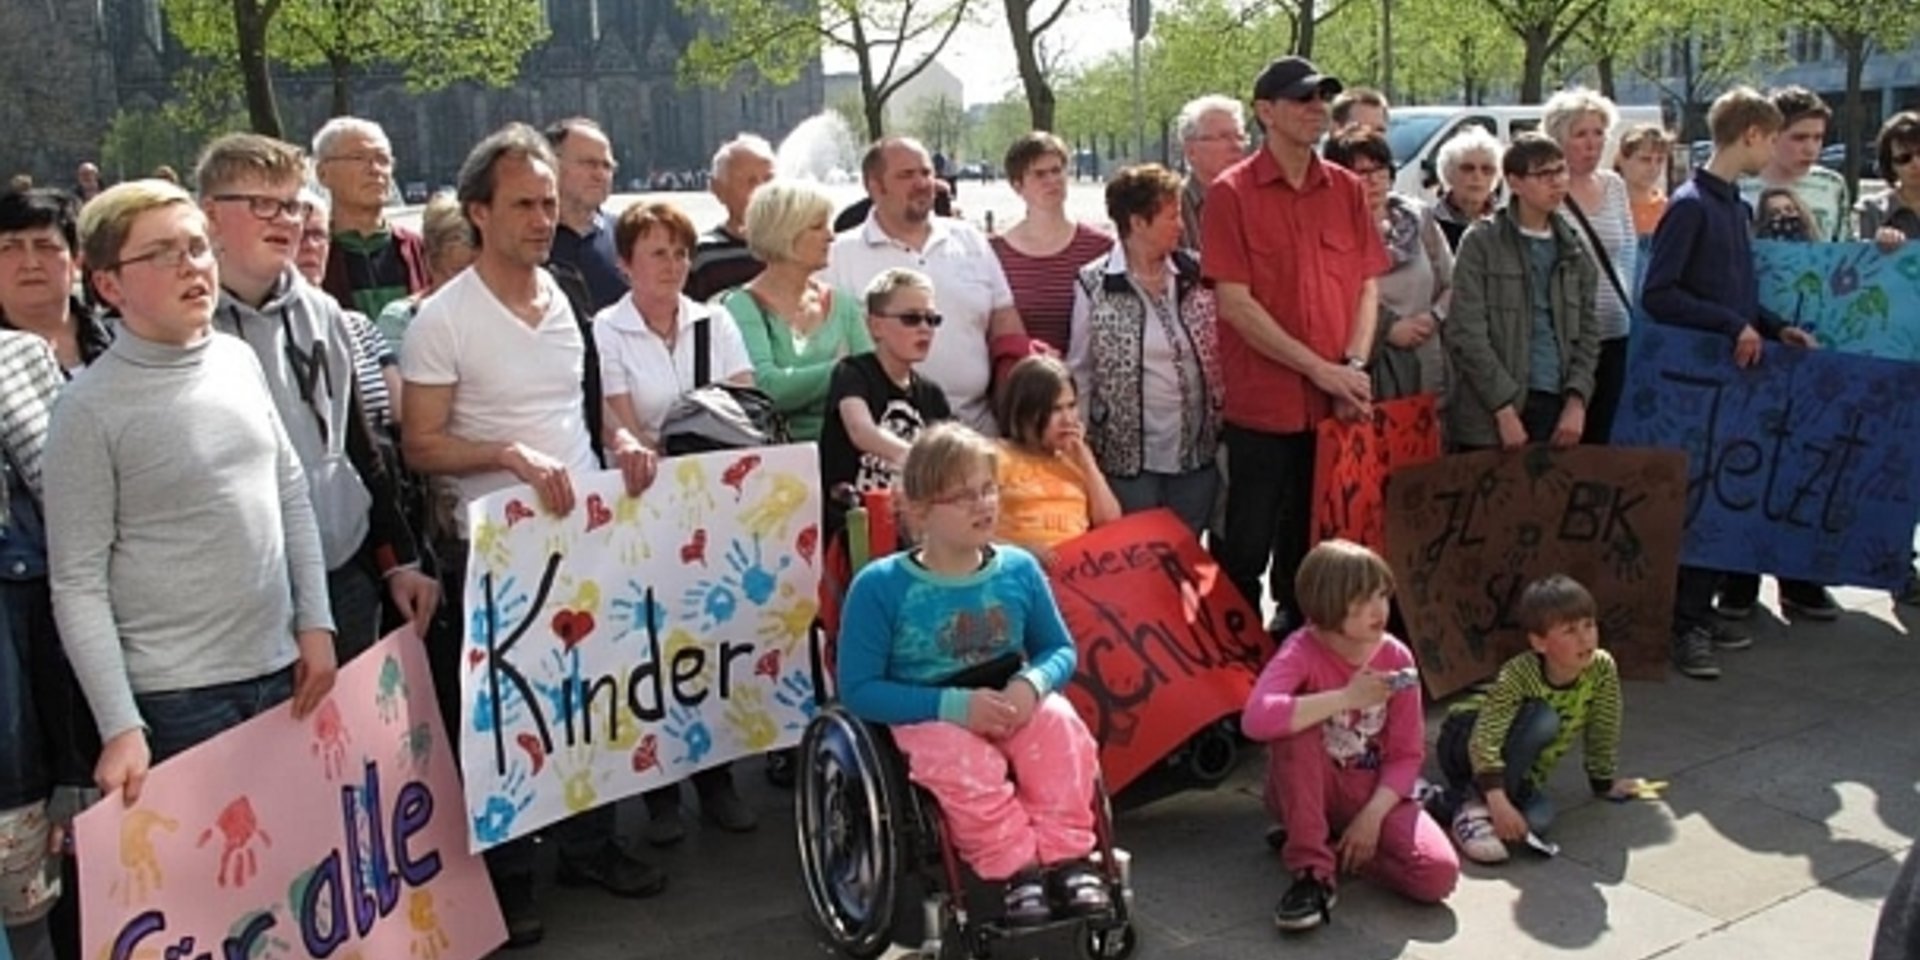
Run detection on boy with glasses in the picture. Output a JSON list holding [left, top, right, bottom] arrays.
[[1442, 133, 1600, 451], [1642, 86, 1817, 679], [196, 133, 437, 665], [45, 180, 336, 804], [819, 268, 954, 538]]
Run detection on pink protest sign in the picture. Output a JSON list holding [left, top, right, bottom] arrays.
[[75, 631, 505, 960]]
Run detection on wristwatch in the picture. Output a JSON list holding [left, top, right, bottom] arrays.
[[1343, 354, 1367, 371]]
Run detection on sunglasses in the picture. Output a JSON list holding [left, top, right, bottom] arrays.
[[1894, 151, 1918, 166], [875, 310, 943, 328]]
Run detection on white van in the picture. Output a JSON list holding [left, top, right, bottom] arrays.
[[1385, 104, 1663, 199]]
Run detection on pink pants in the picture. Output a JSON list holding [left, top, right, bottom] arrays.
[[892, 693, 1099, 881], [1265, 730, 1459, 903]]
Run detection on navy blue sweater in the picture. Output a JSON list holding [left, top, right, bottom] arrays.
[[1641, 167, 1786, 339]]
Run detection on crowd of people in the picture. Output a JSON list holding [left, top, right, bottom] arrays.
[[3, 50, 1920, 960]]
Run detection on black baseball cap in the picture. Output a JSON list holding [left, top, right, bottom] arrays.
[[1253, 56, 1343, 102]]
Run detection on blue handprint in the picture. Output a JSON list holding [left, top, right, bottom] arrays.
[[725, 538, 791, 605], [775, 669, 817, 729], [664, 705, 713, 765], [610, 578, 667, 641], [467, 575, 528, 651], [468, 677, 528, 733], [473, 765, 535, 845], [682, 578, 740, 629], [534, 649, 584, 730]]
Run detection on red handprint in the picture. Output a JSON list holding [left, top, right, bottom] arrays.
[[311, 699, 351, 780], [197, 797, 272, 888]]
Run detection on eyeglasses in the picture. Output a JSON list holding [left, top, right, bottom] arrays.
[[323, 152, 394, 169], [1516, 165, 1569, 181], [568, 157, 619, 174], [105, 237, 214, 273], [929, 482, 999, 508], [1894, 151, 1919, 167], [211, 193, 310, 222], [1189, 132, 1247, 144], [299, 227, 330, 246], [1455, 162, 1497, 176], [875, 310, 943, 328]]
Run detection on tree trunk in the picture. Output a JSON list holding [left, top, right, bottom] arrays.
[[1840, 35, 1865, 197], [1596, 53, 1615, 100], [234, 0, 283, 137], [329, 52, 352, 117], [1296, 0, 1317, 56], [1006, 0, 1057, 132], [1520, 26, 1550, 104], [1379, 0, 1393, 101]]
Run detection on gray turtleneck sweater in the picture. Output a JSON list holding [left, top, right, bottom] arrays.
[[45, 328, 333, 740]]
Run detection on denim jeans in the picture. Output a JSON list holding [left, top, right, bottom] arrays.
[[134, 666, 295, 763], [1107, 465, 1220, 539], [1436, 698, 1560, 833]]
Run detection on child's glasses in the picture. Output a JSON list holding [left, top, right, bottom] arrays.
[[876, 310, 944, 328]]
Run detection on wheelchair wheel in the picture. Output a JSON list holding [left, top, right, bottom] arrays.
[[797, 706, 909, 959], [1078, 923, 1138, 960]]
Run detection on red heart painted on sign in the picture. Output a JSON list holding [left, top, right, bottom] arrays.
[[505, 500, 535, 527], [467, 649, 485, 670], [586, 494, 612, 532], [631, 734, 659, 772], [517, 733, 546, 775], [755, 649, 780, 679], [551, 609, 595, 649]]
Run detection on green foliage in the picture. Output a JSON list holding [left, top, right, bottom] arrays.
[[100, 68, 249, 181]]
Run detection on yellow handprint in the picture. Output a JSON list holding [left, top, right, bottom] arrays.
[[408, 890, 451, 960], [563, 579, 601, 616], [758, 585, 818, 655], [740, 472, 809, 539], [676, 459, 716, 522], [725, 687, 779, 752], [471, 518, 512, 572], [117, 809, 181, 903], [662, 626, 712, 690], [604, 700, 643, 751], [561, 743, 599, 813]]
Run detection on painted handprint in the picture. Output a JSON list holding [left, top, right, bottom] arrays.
[[725, 687, 779, 752], [741, 472, 809, 538], [757, 584, 817, 654], [472, 765, 535, 846], [675, 459, 716, 522], [611, 578, 667, 640], [311, 699, 351, 780], [470, 517, 513, 571], [376, 655, 407, 725], [198, 796, 272, 888], [116, 809, 180, 903], [664, 705, 713, 765], [466, 575, 527, 660], [560, 743, 599, 813], [725, 536, 790, 604], [682, 577, 740, 630], [408, 890, 451, 960], [398, 722, 433, 774], [775, 669, 818, 728]]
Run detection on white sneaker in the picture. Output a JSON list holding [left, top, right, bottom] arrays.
[[1451, 801, 1510, 864]]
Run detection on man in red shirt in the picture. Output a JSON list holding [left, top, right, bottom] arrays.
[[1202, 56, 1389, 631]]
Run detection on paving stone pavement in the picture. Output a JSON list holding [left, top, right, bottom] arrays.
[[501, 583, 1917, 959]]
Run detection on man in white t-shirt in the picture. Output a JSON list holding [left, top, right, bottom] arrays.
[[399, 123, 664, 948], [1738, 86, 1850, 242], [821, 136, 1030, 435]]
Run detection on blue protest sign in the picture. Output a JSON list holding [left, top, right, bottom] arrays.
[[1611, 323, 1920, 589], [1756, 240, 1920, 360]]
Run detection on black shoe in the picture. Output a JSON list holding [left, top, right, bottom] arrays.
[[1780, 583, 1840, 622], [765, 748, 798, 788], [1672, 626, 1722, 680], [494, 873, 545, 948], [1273, 873, 1335, 932], [556, 841, 669, 899], [1713, 584, 1757, 620], [1050, 861, 1112, 918], [1264, 824, 1288, 851], [1003, 869, 1052, 928], [1706, 619, 1753, 651], [698, 780, 759, 833]]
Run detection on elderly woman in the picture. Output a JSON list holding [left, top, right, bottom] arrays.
[[1544, 88, 1638, 445], [1065, 163, 1223, 536], [721, 180, 872, 442], [991, 131, 1112, 352], [1859, 110, 1920, 252], [375, 191, 474, 349], [593, 200, 759, 841], [1433, 126, 1503, 250], [1324, 126, 1453, 406]]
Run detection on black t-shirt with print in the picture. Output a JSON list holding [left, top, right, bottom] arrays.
[[819, 351, 951, 536]]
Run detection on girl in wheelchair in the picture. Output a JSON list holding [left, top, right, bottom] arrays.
[[1242, 540, 1459, 933], [836, 422, 1111, 928]]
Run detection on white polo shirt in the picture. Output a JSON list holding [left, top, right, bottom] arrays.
[[399, 267, 598, 512], [821, 214, 1013, 435], [593, 293, 753, 443]]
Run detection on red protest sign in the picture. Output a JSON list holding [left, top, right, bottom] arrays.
[[1312, 395, 1443, 552], [1047, 510, 1273, 791]]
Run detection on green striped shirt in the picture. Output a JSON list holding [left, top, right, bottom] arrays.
[[1451, 649, 1622, 793]]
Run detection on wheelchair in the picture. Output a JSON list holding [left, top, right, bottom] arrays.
[[795, 491, 1138, 960]]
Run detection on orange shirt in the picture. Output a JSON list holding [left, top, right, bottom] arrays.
[[994, 444, 1091, 551], [1631, 193, 1668, 236]]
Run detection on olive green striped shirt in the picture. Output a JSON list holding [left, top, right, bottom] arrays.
[[1452, 649, 1622, 794]]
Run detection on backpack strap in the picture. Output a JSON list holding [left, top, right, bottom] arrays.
[[694, 313, 712, 388]]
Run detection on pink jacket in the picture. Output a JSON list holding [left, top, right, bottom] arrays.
[[1241, 627, 1426, 799]]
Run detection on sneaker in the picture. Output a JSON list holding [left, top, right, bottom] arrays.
[[1780, 583, 1841, 622], [1272, 873, 1335, 932], [764, 748, 798, 788], [1706, 620, 1753, 651], [556, 841, 669, 899], [1003, 869, 1052, 928], [698, 781, 759, 833], [1713, 583, 1758, 620], [493, 873, 545, 949], [643, 790, 687, 847], [1673, 626, 1722, 680], [1051, 861, 1112, 918], [1264, 824, 1288, 851], [1450, 802, 1509, 864]]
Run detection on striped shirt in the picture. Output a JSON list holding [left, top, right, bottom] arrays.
[[0, 331, 61, 498], [686, 225, 764, 304], [990, 223, 1112, 353], [341, 310, 394, 436], [1451, 648, 1622, 794], [1566, 171, 1639, 341]]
